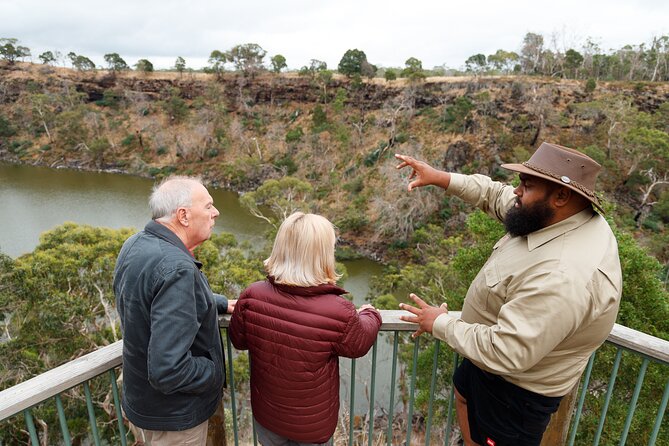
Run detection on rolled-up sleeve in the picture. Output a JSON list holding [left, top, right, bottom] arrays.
[[447, 173, 516, 223]]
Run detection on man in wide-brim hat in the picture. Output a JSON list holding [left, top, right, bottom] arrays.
[[395, 142, 622, 446]]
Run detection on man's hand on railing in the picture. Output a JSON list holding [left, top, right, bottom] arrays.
[[226, 299, 237, 314], [399, 293, 448, 338]]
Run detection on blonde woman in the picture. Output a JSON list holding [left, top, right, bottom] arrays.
[[229, 212, 381, 446]]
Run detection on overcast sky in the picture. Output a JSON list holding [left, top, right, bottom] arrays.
[[2, 0, 668, 71]]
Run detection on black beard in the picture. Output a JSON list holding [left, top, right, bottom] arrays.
[[504, 198, 555, 237]]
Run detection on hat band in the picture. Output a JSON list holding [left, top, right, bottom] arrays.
[[522, 161, 597, 200]]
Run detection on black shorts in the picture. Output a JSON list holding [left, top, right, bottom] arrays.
[[453, 358, 563, 446]]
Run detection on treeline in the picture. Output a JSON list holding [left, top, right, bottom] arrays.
[[3, 32, 669, 81]]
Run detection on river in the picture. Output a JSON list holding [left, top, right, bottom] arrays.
[[0, 162, 401, 413]]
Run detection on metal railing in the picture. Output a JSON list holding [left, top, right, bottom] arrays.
[[1, 311, 667, 445]]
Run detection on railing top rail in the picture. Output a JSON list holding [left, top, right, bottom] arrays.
[[2, 311, 667, 422], [0, 341, 122, 420]]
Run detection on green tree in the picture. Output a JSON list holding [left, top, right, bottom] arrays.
[[564, 49, 584, 78], [384, 69, 397, 81], [338, 48, 369, 77], [0, 114, 16, 138], [402, 57, 426, 81], [38, 50, 57, 65], [520, 32, 544, 74], [0, 38, 30, 64], [174, 56, 186, 74], [103, 52, 129, 71], [161, 87, 189, 123], [68, 52, 96, 71], [487, 49, 519, 73], [239, 177, 314, 227], [226, 43, 267, 77], [270, 54, 287, 73], [208, 50, 227, 78], [465, 53, 487, 73], [134, 58, 154, 73]]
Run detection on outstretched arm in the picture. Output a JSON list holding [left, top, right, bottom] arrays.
[[395, 154, 452, 191]]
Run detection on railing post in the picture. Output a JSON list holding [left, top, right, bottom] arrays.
[[540, 383, 578, 446]]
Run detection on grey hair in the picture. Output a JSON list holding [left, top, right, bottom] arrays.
[[149, 175, 203, 222]]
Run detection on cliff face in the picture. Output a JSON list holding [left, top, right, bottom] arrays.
[[1, 62, 668, 259], [4, 62, 668, 110]]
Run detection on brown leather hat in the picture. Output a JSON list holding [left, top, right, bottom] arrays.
[[501, 142, 603, 212]]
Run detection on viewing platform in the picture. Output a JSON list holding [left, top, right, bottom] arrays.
[[1, 311, 667, 445]]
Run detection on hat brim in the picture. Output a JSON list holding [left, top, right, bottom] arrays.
[[501, 163, 604, 213]]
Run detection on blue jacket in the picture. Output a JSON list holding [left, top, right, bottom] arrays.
[[114, 221, 227, 431]]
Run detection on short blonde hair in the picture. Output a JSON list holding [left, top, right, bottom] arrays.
[[265, 212, 341, 287]]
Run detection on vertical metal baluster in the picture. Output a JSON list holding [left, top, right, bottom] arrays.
[[83, 381, 102, 446], [405, 337, 419, 446], [367, 341, 378, 446], [647, 377, 669, 446], [55, 394, 72, 446], [386, 331, 399, 446], [425, 341, 441, 446], [568, 352, 596, 446], [618, 358, 650, 445], [444, 353, 459, 445], [226, 332, 239, 446], [109, 368, 127, 446], [593, 348, 623, 446], [253, 421, 258, 446], [349, 358, 357, 445], [23, 408, 40, 446]]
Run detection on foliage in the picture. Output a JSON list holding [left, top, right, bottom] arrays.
[[384, 69, 397, 81], [239, 177, 314, 227], [174, 56, 186, 73], [0, 38, 30, 64], [441, 96, 474, 133], [402, 57, 426, 81], [104, 53, 129, 71], [134, 58, 154, 73], [270, 54, 287, 73], [585, 78, 597, 93], [67, 52, 95, 71], [38, 50, 57, 65], [161, 88, 189, 123], [208, 50, 227, 77], [465, 54, 487, 73], [338, 49, 375, 77], [0, 114, 16, 137], [285, 126, 304, 143], [226, 43, 266, 77]]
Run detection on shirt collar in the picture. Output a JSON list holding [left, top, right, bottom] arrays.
[[526, 208, 597, 251], [144, 220, 202, 268]]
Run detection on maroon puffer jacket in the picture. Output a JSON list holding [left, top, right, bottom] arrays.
[[229, 276, 382, 443]]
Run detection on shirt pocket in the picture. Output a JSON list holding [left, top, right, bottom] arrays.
[[483, 262, 502, 313]]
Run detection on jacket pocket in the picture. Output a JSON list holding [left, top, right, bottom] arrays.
[[207, 346, 223, 391]]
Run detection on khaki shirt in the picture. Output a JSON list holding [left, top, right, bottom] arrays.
[[432, 173, 622, 396]]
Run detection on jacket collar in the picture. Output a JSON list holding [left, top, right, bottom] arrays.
[[267, 275, 348, 296], [144, 220, 202, 268], [526, 207, 597, 251]]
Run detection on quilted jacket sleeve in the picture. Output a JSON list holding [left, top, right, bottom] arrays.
[[334, 308, 382, 358], [228, 289, 248, 351]]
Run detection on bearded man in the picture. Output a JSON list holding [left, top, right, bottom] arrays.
[[395, 142, 622, 446]]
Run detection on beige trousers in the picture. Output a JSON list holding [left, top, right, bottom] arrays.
[[135, 420, 208, 446]]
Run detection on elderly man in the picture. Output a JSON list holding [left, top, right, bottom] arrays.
[[114, 175, 234, 445], [396, 142, 622, 446]]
